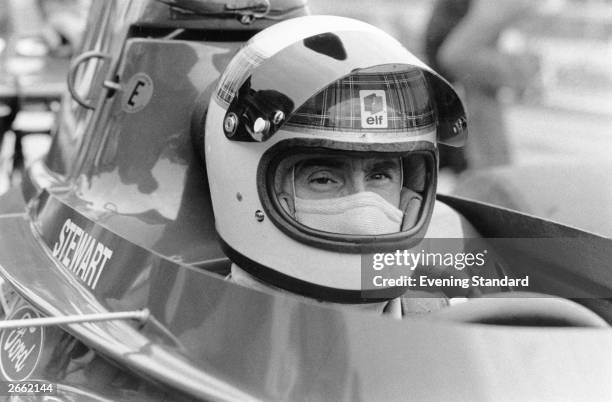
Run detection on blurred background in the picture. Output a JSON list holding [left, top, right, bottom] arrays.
[[310, 0, 612, 237], [0, 0, 89, 193], [309, 0, 612, 170]]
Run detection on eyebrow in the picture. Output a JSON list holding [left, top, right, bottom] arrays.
[[368, 160, 401, 172], [296, 158, 401, 173], [295, 158, 346, 172]]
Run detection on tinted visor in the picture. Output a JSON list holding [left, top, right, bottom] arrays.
[[216, 30, 466, 145], [286, 68, 435, 132]]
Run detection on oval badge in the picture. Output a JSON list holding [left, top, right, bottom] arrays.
[[122, 72, 154, 113], [0, 305, 44, 381]]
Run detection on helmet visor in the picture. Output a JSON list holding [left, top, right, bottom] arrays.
[[286, 67, 435, 132], [216, 30, 466, 145]]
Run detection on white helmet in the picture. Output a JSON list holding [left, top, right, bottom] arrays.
[[205, 16, 467, 303]]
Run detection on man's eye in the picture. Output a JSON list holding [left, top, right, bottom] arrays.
[[310, 176, 336, 185], [369, 172, 391, 181], [306, 170, 342, 187]]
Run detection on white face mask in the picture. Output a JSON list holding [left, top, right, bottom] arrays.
[[294, 191, 403, 235]]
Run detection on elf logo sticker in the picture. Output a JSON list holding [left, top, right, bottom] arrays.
[[122, 73, 154, 113], [360, 90, 388, 129], [0, 305, 44, 381]]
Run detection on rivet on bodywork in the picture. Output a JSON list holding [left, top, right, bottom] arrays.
[[255, 210, 265, 222]]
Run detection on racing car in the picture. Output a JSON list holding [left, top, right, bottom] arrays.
[[0, 0, 610, 401]]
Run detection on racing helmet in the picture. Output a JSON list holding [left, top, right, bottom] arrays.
[[205, 16, 467, 303]]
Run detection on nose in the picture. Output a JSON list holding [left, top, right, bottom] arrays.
[[345, 170, 366, 195]]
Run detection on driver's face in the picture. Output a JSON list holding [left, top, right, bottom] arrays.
[[284, 155, 402, 206]]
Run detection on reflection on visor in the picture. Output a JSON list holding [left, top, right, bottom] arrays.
[[217, 30, 466, 146], [286, 69, 435, 132]]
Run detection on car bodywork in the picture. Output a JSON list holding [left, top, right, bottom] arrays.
[[0, 1, 611, 401], [453, 162, 612, 238]]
